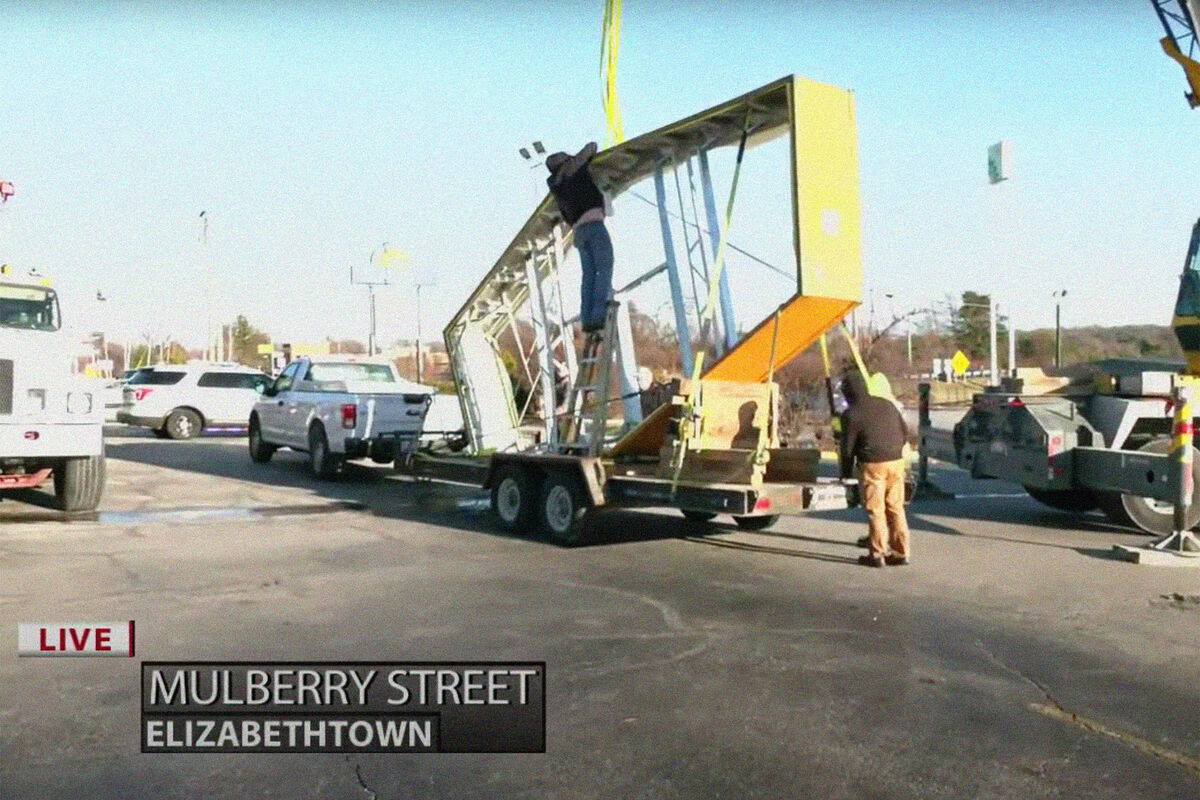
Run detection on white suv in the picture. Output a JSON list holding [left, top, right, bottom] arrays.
[[118, 363, 271, 439]]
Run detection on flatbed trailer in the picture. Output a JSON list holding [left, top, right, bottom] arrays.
[[400, 449, 853, 546]]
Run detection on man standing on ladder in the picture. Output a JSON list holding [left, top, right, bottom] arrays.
[[546, 142, 614, 333]]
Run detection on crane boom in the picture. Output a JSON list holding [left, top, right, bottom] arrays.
[[1152, 0, 1200, 106]]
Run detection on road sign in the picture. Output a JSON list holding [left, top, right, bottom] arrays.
[[951, 350, 970, 376], [257, 343, 274, 355]]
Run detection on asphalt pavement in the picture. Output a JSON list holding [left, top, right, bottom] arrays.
[[2, 426, 1199, 799]]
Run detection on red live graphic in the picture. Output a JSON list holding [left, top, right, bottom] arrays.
[[17, 622, 135, 657]]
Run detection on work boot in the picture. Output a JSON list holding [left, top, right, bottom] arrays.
[[857, 554, 885, 568], [856, 535, 870, 548], [885, 555, 909, 566]]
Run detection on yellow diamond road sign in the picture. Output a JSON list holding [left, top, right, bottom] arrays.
[[951, 350, 970, 376]]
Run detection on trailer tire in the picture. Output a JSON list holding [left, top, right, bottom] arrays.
[[539, 472, 590, 546], [1023, 486, 1099, 512], [733, 514, 780, 531], [491, 464, 537, 533], [53, 454, 105, 512], [1117, 438, 1200, 535]]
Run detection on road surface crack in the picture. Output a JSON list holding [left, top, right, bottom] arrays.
[[976, 640, 1200, 777], [354, 762, 378, 800]]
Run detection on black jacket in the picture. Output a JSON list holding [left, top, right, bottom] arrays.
[[838, 375, 908, 476], [547, 143, 604, 225]]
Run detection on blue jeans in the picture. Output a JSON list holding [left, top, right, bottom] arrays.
[[575, 220, 613, 331]]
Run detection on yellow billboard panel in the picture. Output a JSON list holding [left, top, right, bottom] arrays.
[[791, 78, 862, 302]]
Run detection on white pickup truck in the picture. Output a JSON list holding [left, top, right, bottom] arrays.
[[247, 355, 434, 478], [0, 272, 105, 510]]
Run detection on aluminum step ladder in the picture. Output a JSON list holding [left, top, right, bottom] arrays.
[[560, 301, 620, 455]]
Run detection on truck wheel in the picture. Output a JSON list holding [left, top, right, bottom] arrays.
[[539, 473, 590, 546], [53, 454, 105, 512], [733, 514, 780, 531], [308, 424, 342, 479], [248, 417, 276, 463], [681, 509, 717, 523], [152, 426, 171, 439], [1023, 486, 1099, 512], [1116, 438, 1200, 535], [490, 463, 537, 533], [164, 408, 202, 440]]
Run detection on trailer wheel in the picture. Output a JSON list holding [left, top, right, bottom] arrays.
[[539, 473, 590, 546], [1023, 486, 1099, 512], [681, 510, 717, 523], [53, 454, 105, 512], [733, 514, 780, 531], [491, 464, 537, 533], [1116, 438, 1200, 535]]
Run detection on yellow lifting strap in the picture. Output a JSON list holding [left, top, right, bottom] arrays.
[[669, 125, 750, 494], [837, 323, 870, 385], [601, 0, 625, 145]]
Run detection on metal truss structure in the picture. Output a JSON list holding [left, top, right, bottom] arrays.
[[443, 75, 863, 456]]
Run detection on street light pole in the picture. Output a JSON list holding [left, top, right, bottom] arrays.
[[1053, 289, 1067, 368], [519, 141, 548, 203], [989, 297, 998, 386]]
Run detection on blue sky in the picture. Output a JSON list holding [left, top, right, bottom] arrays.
[[2, 1, 1195, 350]]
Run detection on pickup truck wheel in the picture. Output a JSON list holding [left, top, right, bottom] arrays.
[[165, 408, 202, 440], [491, 464, 537, 533], [248, 417, 276, 463], [53, 454, 105, 512], [308, 424, 342, 479], [733, 514, 780, 531], [539, 473, 590, 546]]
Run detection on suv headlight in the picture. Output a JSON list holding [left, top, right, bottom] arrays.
[[66, 391, 94, 414]]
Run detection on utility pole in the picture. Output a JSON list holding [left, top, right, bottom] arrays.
[[352, 244, 396, 356]]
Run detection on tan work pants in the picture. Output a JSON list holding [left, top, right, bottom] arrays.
[[859, 459, 910, 559]]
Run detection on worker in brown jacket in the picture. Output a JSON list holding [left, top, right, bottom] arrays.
[[839, 372, 911, 567]]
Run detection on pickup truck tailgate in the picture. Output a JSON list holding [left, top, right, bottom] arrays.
[[355, 391, 431, 436]]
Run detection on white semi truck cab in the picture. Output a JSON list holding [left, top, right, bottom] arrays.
[[0, 272, 105, 511]]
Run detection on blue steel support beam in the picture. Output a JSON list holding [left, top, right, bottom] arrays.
[[698, 149, 738, 351], [653, 165, 693, 370]]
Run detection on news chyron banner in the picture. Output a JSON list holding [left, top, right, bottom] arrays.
[[142, 662, 545, 754]]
